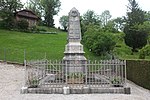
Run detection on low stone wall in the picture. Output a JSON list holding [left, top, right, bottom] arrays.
[[126, 60, 150, 90], [21, 87, 130, 94]]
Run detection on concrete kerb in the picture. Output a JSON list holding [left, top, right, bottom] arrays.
[[22, 86, 131, 94]]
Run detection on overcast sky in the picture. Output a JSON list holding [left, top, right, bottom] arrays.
[[22, 0, 150, 27]]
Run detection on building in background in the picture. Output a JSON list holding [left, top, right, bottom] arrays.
[[15, 9, 40, 27]]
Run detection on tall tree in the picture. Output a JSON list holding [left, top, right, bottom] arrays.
[[100, 10, 112, 27], [125, 0, 145, 26], [81, 10, 101, 34], [41, 0, 61, 27], [59, 15, 68, 31], [0, 0, 23, 29], [27, 0, 43, 18], [103, 19, 119, 33], [113, 17, 125, 32], [0, 0, 23, 12], [143, 11, 150, 44], [82, 10, 101, 26], [0, 0, 23, 18], [124, 0, 148, 52]]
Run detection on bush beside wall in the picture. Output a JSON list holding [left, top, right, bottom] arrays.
[[126, 60, 150, 90]]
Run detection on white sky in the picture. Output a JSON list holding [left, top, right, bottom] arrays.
[[22, 0, 150, 27]]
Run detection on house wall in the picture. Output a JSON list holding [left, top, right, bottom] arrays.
[[16, 16, 38, 27], [16, 10, 39, 27], [28, 19, 37, 27]]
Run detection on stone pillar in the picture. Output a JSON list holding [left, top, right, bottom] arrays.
[[63, 7, 87, 74]]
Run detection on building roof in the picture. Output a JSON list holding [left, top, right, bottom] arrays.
[[15, 9, 40, 20]]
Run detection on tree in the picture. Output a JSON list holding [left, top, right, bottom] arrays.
[[100, 10, 112, 27], [0, 0, 23, 13], [102, 19, 119, 33], [124, 25, 148, 52], [138, 11, 150, 58], [81, 10, 101, 35], [17, 19, 29, 30], [124, 0, 148, 52], [82, 10, 101, 26], [83, 24, 116, 55], [27, 0, 43, 18], [113, 17, 125, 32], [144, 11, 150, 21], [0, 0, 23, 29], [139, 45, 150, 59], [144, 11, 150, 44], [59, 15, 68, 31], [0, 0, 23, 18], [41, 0, 61, 27]]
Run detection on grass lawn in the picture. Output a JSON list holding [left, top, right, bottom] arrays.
[[0, 29, 102, 63], [0, 29, 149, 63], [0, 29, 66, 61]]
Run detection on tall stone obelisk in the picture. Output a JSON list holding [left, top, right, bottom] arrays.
[[63, 7, 87, 73]]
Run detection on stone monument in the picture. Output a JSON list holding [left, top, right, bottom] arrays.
[[63, 7, 87, 74]]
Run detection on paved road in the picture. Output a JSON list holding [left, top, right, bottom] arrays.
[[0, 63, 150, 100]]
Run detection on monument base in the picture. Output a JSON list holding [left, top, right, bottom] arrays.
[[63, 42, 87, 73]]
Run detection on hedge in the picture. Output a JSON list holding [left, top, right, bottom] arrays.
[[126, 60, 150, 90]]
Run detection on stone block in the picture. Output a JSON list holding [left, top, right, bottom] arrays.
[[83, 86, 90, 94], [124, 87, 131, 94], [63, 86, 70, 95], [20, 87, 28, 94]]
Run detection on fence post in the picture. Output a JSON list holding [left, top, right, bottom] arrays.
[[24, 60, 27, 86], [24, 49, 26, 64], [85, 61, 88, 86], [24, 49, 26, 61], [65, 61, 68, 85], [20, 59, 28, 94], [124, 60, 127, 86], [44, 52, 47, 59], [4, 48, 6, 62]]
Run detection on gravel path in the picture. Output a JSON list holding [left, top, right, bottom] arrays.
[[0, 62, 150, 100]]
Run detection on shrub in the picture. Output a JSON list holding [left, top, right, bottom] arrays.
[[139, 45, 150, 59], [83, 25, 116, 55], [0, 21, 5, 29], [1, 17, 16, 29], [124, 25, 148, 52], [111, 76, 122, 85], [37, 27, 47, 32], [17, 19, 29, 30]]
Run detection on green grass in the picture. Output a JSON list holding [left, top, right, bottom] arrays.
[[0, 29, 67, 62], [0, 28, 102, 63], [36, 26, 62, 32], [0, 29, 149, 63]]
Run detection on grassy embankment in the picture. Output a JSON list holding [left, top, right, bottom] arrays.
[[0, 28, 102, 63], [0, 28, 149, 63]]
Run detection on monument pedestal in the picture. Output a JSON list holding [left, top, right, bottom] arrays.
[[63, 42, 87, 73]]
